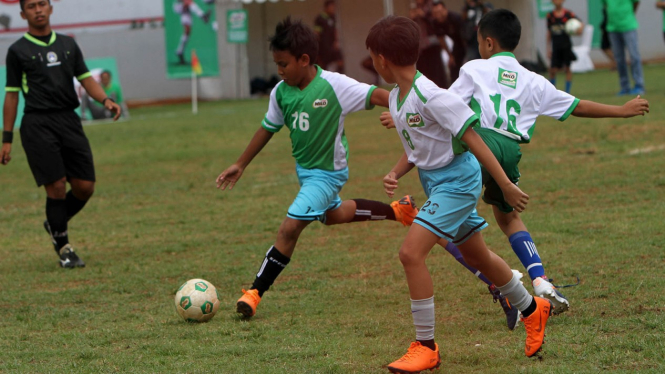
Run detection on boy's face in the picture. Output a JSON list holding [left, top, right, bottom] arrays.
[[369, 50, 394, 84], [21, 0, 52, 29], [272, 50, 310, 87], [552, 0, 564, 7]]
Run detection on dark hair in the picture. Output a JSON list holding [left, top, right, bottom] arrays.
[[478, 9, 521, 51], [432, 0, 446, 7], [366, 16, 420, 67], [20, 0, 51, 11], [269, 17, 318, 64], [324, 0, 335, 7], [101, 70, 112, 77]]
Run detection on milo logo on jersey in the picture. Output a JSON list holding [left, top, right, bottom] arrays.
[[312, 99, 328, 108], [498, 68, 518, 89], [406, 113, 425, 128]]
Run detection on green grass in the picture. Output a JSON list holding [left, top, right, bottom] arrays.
[[1, 66, 665, 373]]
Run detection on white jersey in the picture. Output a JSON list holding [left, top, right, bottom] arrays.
[[389, 72, 479, 170], [449, 52, 579, 143]]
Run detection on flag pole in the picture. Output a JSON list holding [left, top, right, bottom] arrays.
[[192, 69, 198, 115]]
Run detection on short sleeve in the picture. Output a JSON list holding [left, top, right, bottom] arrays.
[[538, 78, 579, 121], [423, 90, 478, 139], [72, 42, 91, 81], [262, 83, 285, 133], [5, 48, 22, 92], [448, 66, 475, 105], [327, 72, 376, 114]]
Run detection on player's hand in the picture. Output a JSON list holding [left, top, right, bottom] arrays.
[[380, 111, 396, 129], [501, 183, 529, 213], [1, 143, 11, 165], [383, 171, 399, 198], [216, 164, 244, 191], [623, 95, 649, 117], [106, 101, 122, 121]]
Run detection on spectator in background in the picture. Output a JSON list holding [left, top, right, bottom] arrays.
[[82, 70, 127, 120], [410, 0, 448, 88], [604, 0, 644, 95], [314, 0, 344, 73], [461, 0, 492, 61], [546, 0, 582, 93], [431, 0, 466, 85], [657, 1, 665, 43], [600, 6, 617, 70]]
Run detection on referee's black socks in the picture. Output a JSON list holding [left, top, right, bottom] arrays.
[[66, 190, 88, 220], [46, 197, 69, 251]]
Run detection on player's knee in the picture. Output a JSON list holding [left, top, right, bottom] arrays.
[[45, 177, 67, 198], [398, 247, 424, 267], [74, 182, 95, 200]]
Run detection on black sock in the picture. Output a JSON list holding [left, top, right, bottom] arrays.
[[351, 199, 396, 222], [46, 197, 68, 251], [418, 339, 436, 351], [251, 246, 291, 297], [66, 190, 88, 220], [521, 296, 537, 318]]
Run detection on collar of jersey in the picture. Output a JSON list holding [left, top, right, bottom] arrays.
[[490, 52, 516, 59], [293, 65, 322, 93], [24, 31, 56, 47], [396, 71, 423, 111]]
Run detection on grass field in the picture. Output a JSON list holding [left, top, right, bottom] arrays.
[[1, 66, 665, 373]]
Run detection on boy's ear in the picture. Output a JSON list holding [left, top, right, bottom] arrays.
[[298, 53, 311, 67]]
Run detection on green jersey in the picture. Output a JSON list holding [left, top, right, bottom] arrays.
[[602, 0, 640, 33], [262, 66, 376, 171]]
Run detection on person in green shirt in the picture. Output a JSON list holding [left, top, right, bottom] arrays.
[[82, 70, 126, 120], [657, 1, 665, 43], [603, 0, 644, 95]]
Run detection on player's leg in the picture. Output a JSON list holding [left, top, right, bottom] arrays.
[[564, 65, 572, 93], [323, 195, 417, 226], [456, 231, 552, 357], [492, 207, 569, 314], [67, 178, 94, 220], [388, 224, 441, 374], [176, 23, 191, 64], [436, 237, 519, 330], [237, 166, 341, 317]]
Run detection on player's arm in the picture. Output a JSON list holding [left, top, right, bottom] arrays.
[[461, 128, 529, 212], [634, 1, 639, 12], [216, 127, 274, 191], [657, 1, 665, 9], [369, 87, 390, 108], [383, 152, 414, 198], [572, 96, 649, 118], [80, 77, 122, 121], [1, 92, 19, 165]]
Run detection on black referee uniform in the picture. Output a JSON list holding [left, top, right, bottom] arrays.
[[5, 31, 95, 187]]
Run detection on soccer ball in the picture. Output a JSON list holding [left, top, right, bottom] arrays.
[[565, 18, 582, 35], [174, 278, 220, 322]]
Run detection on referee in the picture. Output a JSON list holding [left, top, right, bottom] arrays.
[[1, 0, 121, 268]]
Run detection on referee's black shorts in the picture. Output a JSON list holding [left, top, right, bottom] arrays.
[[19, 110, 95, 187]]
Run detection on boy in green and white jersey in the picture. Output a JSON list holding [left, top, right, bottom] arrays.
[[216, 17, 417, 319], [441, 9, 649, 315]]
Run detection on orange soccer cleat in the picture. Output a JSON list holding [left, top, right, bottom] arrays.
[[521, 296, 553, 357], [236, 289, 261, 318], [391, 195, 418, 226], [387, 341, 441, 374]]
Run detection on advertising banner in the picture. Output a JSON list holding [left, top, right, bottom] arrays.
[[163, 0, 219, 79]]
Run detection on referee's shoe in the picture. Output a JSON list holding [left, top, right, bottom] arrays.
[[45, 220, 85, 268], [58, 244, 85, 268]]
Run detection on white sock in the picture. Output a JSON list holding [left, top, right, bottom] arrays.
[[411, 296, 435, 341], [177, 34, 188, 55], [496, 270, 533, 312]]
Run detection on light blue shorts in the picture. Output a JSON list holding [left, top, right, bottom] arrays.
[[415, 152, 488, 245], [287, 164, 348, 222]]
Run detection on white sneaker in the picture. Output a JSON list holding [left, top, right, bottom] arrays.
[[532, 277, 569, 315]]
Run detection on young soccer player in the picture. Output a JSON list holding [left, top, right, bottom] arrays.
[[547, 0, 583, 93], [366, 15, 553, 373], [441, 8, 649, 316], [216, 17, 417, 319]]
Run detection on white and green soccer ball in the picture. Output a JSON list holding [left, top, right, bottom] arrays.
[[174, 279, 220, 322]]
